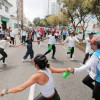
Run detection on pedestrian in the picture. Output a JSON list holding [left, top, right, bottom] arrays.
[[62, 32, 80, 60], [0, 26, 3, 40], [10, 30, 16, 45], [62, 29, 67, 41], [68, 37, 100, 100], [36, 29, 41, 47], [17, 33, 39, 62], [43, 30, 62, 59], [32, 28, 36, 40], [0, 54, 69, 100], [0, 37, 15, 64], [82, 32, 94, 64], [21, 28, 26, 43]]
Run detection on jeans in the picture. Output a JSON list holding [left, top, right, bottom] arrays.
[[23, 46, 34, 59]]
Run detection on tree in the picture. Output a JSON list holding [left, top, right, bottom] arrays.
[[28, 21, 33, 27], [57, 0, 94, 39], [46, 14, 62, 26], [40, 19, 47, 26], [33, 17, 41, 26]]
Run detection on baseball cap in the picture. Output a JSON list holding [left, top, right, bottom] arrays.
[[93, 38, 100, 46], [88, 32, 95, 35]]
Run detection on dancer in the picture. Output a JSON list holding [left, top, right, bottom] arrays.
[[17, 33, 39, 62], [43, 30, 62, 59], [82, 33, 94, 64], [62, 32, 80, 60], [0, 37, 15, 64], [68, 37, 100, 100], [0, 54, 69, 100]]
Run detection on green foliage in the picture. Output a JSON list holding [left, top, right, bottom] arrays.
[[33, 17, 41, 26]]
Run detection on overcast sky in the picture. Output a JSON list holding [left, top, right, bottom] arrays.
[[24, 0, 46, 22], [24, 0, 56, 22]]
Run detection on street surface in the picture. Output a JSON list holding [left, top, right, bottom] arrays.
[[0, 35, 94, 100]]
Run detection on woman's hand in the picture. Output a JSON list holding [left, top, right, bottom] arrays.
[[0, 89, 5, 96], [67, 68, 74, 73]]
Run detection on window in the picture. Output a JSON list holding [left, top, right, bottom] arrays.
[[0, 2, 2, 9], [5, 6, 9, 12]]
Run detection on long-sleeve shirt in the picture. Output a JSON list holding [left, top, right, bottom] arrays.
[[64, 36, 79, 47], [74, 49, 100, 81], [83, 37, 94, 54]]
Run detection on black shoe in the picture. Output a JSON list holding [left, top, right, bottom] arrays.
[[52, 57, 56, 59]]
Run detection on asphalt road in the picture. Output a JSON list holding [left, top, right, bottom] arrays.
[[0, 36, 94, 100]]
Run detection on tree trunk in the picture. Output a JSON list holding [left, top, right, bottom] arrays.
[[82, 30, 85, 40]]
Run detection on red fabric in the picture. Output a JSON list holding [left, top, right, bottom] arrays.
[[40, 29, 44, 35]]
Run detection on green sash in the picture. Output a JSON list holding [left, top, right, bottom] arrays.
[[48, 44, 52, 50]]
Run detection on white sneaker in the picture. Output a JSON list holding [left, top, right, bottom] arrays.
[[71, 58, 74, 61], [22, 59, 26, 62]]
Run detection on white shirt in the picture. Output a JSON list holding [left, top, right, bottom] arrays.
[[10, 31, 15, 38], [36, 32, 41, 37], [64, 36, 79, 47], [83, 37, 94, 54], [48, 35, 56, 45], [74, 55, 99, 80], [21, 30, 26, 36], [0, 40, 11, 49]]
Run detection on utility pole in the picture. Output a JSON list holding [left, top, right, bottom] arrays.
[[16, 0, 19, 31]]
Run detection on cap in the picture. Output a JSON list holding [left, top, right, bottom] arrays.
[[91, 37, 98, 44], [93, 38, 100, 46], [88, 32, 95, 35], [6, 37, 10, 40]]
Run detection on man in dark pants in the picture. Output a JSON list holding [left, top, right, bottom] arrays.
[[42, 30, 62, 59], [69, 37, 100, 100], [82, 33, 94, 64]]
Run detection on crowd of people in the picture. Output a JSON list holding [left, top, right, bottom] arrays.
[[0, 26, 100, 100]]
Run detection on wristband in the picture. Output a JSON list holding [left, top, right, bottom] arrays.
[[4, 89, 9, 94]]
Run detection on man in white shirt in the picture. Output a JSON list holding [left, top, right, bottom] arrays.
[[43, 30, 62, 59], [82, 33, 94, 64], [10, 30, 15, 45], [21, 29, 26, 43], [69, 37, 100, 100]]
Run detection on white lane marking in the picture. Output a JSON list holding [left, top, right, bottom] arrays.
[[28, 84, 35, 100]]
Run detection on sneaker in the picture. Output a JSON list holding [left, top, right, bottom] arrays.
[[22, 59, 26, 62], [71, 58, 74, 61], [52, 57, 56, 59]]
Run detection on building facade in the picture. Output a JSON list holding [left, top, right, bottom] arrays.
[[0, 0, 12, 30]]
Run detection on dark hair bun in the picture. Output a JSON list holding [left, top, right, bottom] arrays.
[[34, 54, 50, 70]]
